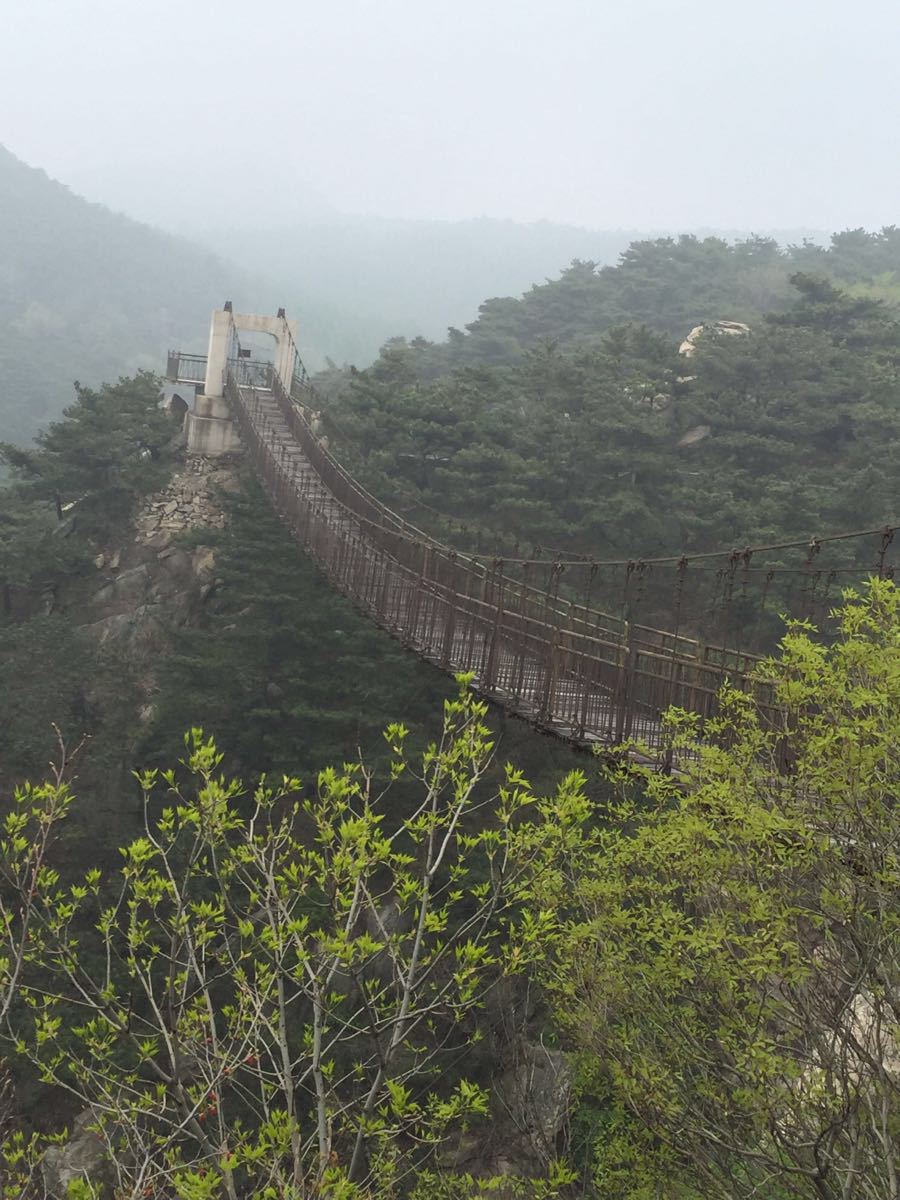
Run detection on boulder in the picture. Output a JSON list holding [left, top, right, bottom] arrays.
[[142, 530, 173, 550], [41, 1109, 113, 1198], [82, 606, 167, 656], [191, 547, 217, 577], [494, 1042, 572, 1161], [678, 324, 706, 357], [155, 548, 193, 582], [677, 424, 711, 448], [91, 564, 151, 610], [679, 319, 750, 357]]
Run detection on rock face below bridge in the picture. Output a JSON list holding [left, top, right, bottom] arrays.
[[85, 453, 243, 655], [74, 452, 243, 786], [440, 1037, 574, 1181], [134, 454, 241, 545]]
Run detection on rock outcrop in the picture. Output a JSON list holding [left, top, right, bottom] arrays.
[[440, 1035, 573, 1183], [73, 452, 243, 755], [134, 455, 241, 547], [676, 423, 712, 448], [678, 319, 750, 357], [41, 1108, 114, 1199], [493, 1041, 573, 1170]]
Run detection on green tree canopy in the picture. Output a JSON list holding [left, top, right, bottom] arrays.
[[527, 580, 900, 1200], [1, 372, 171, 538], [0, 684, 584, 1199]]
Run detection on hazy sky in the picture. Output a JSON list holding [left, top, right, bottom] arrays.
[[4, 0, 899, 233]]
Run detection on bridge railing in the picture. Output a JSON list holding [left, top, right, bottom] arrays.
[[166, 352, 276, 389], [226, 369, 779, 756], [166, 351, 207, 384], [276, 376, 743, 657], [233, 359, 275, 389]]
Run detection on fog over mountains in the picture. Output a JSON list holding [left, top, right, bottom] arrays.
[[0, 146, 242, 444], [1, 142, 827, 444]]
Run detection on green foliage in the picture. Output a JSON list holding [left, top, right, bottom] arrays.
[[0, 685, 588, 1198], [5, 586, 900, 1197], [325, 329, 681, 556], [0, 607, 142, 807], [408, 1159, 576, 1200], [0, 489, 87, 613], [147, 477, 450, 777], [320, 232, 900, 571], [0, 617, 93, 776], [420, 228, 900, 372], [526, 580, 900, 1199], [400, 235, 793, 377], [0, 1126, 55, 1199], [0, 373, 171, 787], [2, 372, 172, 539]]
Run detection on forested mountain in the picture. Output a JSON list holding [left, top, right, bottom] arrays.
[[3, 227, 900, 1198], [0, 143, 845, 448], [0, 146, 251, 442], [342, 227, 900, 374], [6, 216, 899, 789], [318, 229, 900, 566], [195, 217, 652, 364], [0, 145, 646, 445], [196, 218, 833, 368], [0, 149, 374, 445], [0, 146, 638, 444]]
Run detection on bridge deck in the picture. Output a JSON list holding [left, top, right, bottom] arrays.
[[225, 372, 772, 761]]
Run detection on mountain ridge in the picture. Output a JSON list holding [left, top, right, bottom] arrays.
[[0, 146, 293, 444]]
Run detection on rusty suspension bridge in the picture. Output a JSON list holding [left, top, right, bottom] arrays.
[[167, 315, 899, 763]]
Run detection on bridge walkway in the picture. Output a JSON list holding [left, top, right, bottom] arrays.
[[225, 370, 768, 759]]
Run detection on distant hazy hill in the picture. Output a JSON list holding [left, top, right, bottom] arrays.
[[0, 143, 841, 444], [194, 216, 654, 365], [0, 146, 260, 444]]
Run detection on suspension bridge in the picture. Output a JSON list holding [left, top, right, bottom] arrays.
[[166, 307, 898, 764]]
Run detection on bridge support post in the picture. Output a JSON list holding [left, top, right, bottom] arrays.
[[203, 309, 233, 399], [184, 309, 239, 454], [182, 306, 302, 456]]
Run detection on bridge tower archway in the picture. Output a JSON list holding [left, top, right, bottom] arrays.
[[183, 304, 300, 455], [203, 304, 299, 400]]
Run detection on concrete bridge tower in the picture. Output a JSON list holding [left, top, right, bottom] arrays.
[[166, 304, 300, 455]]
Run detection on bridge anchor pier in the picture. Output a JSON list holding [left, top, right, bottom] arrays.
[[184, 393, 242, 456]]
